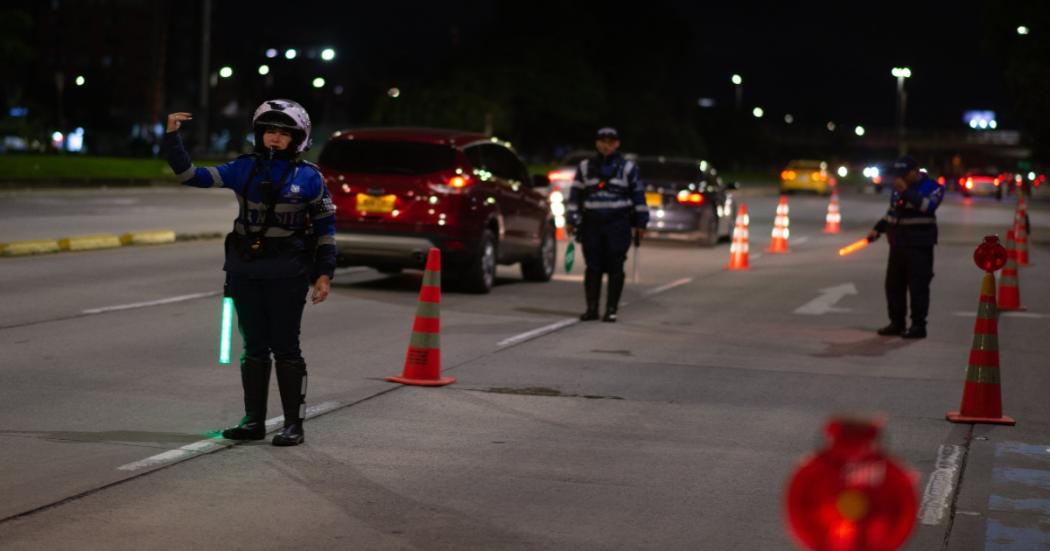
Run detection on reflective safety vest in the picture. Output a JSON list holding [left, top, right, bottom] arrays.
[[874, 175, 944, 247], [567, 153, 649, 228]]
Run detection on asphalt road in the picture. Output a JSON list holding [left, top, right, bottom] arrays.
[[0, 188, 1047, 550]]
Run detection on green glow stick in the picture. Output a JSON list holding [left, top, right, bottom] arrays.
[[219, 296, 234, 365], [564, 241, 575, 273]]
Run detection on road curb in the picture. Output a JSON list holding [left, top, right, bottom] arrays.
[[1, 229, 220, 257], [0, 239, 62, 256], [58, 234, 123, 252], [120, 230, 177, 246]]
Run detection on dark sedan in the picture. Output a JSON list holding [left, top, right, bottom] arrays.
[[637, 156, 738, 246]]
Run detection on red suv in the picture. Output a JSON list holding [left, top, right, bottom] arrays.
[[317, 128, 556, 293]]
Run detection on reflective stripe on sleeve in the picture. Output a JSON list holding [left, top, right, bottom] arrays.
[[206, 167, 224, 188], [176, 166, 196, 183]]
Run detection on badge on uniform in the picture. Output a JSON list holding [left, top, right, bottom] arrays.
[[564, 241, 575, 273]]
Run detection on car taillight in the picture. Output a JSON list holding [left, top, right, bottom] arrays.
[[676, 190, 705, 205], [937, 176, 945, 186], [966, 178, 974, 190], [428, 172, 472, 194], [811, 171, 824, 182], [994, 178, 1001, 186], [873, 176, 882, 184], [781, 170, 797, 181]]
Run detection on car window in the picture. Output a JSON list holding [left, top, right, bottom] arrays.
[[481, 144, 529, 184], [464, 144, 486, 171], [319, 140, 455, 175]]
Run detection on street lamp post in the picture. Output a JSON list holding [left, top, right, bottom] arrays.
[[731, 74, 743, 112], [891, 66, 911, 156]]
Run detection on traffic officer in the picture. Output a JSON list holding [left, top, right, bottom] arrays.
[[565, 127, 649, 322], [868, 155, 944, 339], [163, 99, 337, 446]]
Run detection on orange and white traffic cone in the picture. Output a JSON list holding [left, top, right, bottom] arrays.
[[946, 271, 1014, 425], [768, 195, 790, 253], [386, 248, 455, 386], [727, 203, 750, 270], [1013, 208, 1030, 266], [998, 230, 1025, 311], [823, 191, 841, 234]]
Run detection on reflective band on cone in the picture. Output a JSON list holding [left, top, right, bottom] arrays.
[[386, 248, 455, 386], [727, 203, 750, 270], [947, 272, 1015, 425], [998, 230, 1025, 311], [768, 195, 790, 253], [1013, 209, 1030, 266]]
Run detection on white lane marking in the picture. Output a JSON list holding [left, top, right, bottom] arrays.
[[117, 400, 342, 472], [497, 277, 693, 349], [83, 291, 220, 315], [919, 444, 965, 525], [953, 311, 1048, 319], [794, 283, 857, 315], [639, 277, 693, 299], [553, 274, 584, 282], [497, 318, 578, 348]]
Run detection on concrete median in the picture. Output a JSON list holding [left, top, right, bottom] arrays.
[[58, 234, 123, 252], [120, 230, 177, 246], [0, 239, 62, 256]]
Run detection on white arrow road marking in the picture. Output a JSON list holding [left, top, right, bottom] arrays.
[[794, 282, 858, 315]]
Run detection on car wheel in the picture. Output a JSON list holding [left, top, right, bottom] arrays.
[[698, 206, 719, 247], [521, 224, 555, 282], [460, 229, 497, 294]]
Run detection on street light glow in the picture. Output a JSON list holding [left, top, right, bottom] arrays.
[[75, 75, 85, 86], [258, 64, 270, 76], [321, 48, 336, 61], [989, 120, 998, 129], [784, 114, 794, 124], [1017, 26, 1029, 35], [265, 48, 278, 58], [388, 87, 401, 98], [752, 107, 764, 118], [285, 48, 298, 60], [826, 121, 836, 132], [854, 125, 866, 136], [731, 74, 742, 85], [219, 66, 233, 78], [891, 67, 912, 78], [837, 166, 848, 178], [312, 77, 326, 88]]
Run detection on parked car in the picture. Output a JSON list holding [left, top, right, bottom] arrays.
[[780, 159, 833, 194], [317, 128, 556, 293], [635, 156, 737, 246]]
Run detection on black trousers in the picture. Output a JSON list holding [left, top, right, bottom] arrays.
[[885, 246, 934, 328], [580, 214, 632, 275], [229, 274, 309, 362]]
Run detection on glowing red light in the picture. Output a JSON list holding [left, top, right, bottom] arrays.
[[548, 170, 575, 182], [974, 235, 1007, 272], [449, 176, 468, 189], [785, 418, 917, 551]]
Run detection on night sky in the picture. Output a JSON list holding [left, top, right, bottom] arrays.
[[215, 0, 1007, 131]]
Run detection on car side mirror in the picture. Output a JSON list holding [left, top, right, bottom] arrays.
[[531, 174, 551, 188]]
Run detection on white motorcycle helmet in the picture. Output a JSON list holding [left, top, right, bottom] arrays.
[[251, 99, 312, 155]]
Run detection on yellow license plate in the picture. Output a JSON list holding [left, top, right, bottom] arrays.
[[645, 192, 663, 207], [356, 194, 396, 214]]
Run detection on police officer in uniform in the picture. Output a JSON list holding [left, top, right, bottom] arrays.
[[868, 156, 944, 339], [163, 99, 337, 446], [565, 127, 649, 322]]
